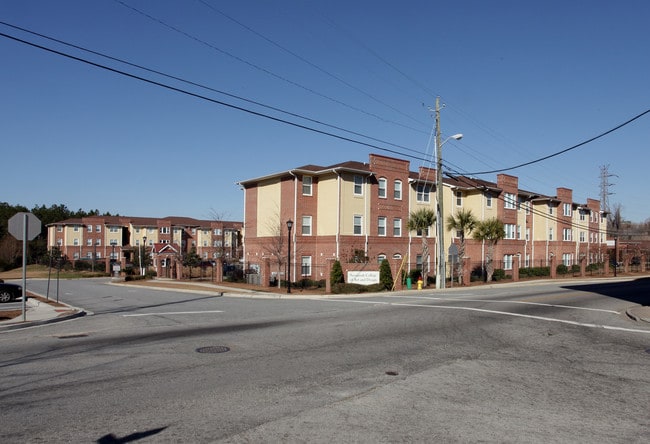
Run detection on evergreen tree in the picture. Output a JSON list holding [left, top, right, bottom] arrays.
[[379, 259, 393, 290], [330, 260, 344, 284]]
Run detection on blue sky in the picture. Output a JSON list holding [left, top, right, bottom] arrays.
[[2, 1, 648, 222]]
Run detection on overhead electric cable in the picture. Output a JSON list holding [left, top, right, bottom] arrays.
[[196, 0, 428, 129], [0, 30, 434, 164], [0, 21, 425, 156], [463, 108, 650, 176], [112, 0, 428, 135]]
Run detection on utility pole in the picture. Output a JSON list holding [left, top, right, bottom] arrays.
[[435, 97, 445, 289]]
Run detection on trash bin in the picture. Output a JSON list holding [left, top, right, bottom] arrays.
[[406, 277, 412, 289]]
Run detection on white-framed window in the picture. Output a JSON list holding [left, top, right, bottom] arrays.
[[416, 254, 423, 270], [73, 225, 79, 232], [203, 252, 208, 259], [96, 239, 101, 246], [563, 203, 572, 216], [135, 239, 140, 246], [135, 228, 141, 234], [378, 217, 387, 236], [302, 216, 312, 236], [73, 252, 79, 259], [517, 225, 522, 240], [378, 178, 387, 198], [393, 218, 402, 237], [86, 252, 93, 259], [562, 253, 573, 266], [191, 228, 197, 235], [86, 239, 92, 246], [526, 228, 530, 241], [56, 239, 62, 246], [73, 238, 79, 246], [301, 256, 312, 276], [213, 228, 221, 235], [109, 226, 119, 233], [503, 254, 513, 270], [203, 240, 208, 247], [394, 180, 402, 200], [96, 224, 101, 232], [563, 228, 572, 241], [96, 252, 101, 259], [353, 215, 363, 235], [504, 193, 517, 209], [302, 176, 312, 196], [213, 240, 222, 247], [549, 227, 553, 241], [110, 239, 118, 246], [416, 227, 430, 237], [377, 254, 387, 264], [504, 224, 516, 239], [392, 253, 402, 260], [354, 175, 363, 195], [579, 231, 586, 243], [416, 184, 431, 203], [486, 192, 492, 208], [525, 254, 530, 267], [548, 203, 554, 215], [579, 210, 586, 221], [57, 226, 63, 232], [87, 225, 92, 232], [456, 191, 463, 206]]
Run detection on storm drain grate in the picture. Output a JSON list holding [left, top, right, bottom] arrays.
[[196, 345, 230, 354], [56, 333, 88, 339]]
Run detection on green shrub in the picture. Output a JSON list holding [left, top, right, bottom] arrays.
[[556, 264, 569, 275], [331, 282, 386, 294], [330, 260, 344, 284], [379, 259, 393, 290], [492, 269, 506, 281], [570, 264, 581, 274]]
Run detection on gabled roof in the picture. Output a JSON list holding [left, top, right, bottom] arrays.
[[237, 161, 372, 186]]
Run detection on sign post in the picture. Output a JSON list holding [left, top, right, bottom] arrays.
[[8, 212, 42, 321]]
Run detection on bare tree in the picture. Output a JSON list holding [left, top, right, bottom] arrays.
[[262, 211, 287, 289]]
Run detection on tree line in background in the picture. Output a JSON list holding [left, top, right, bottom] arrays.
[[0, 202, 116, 271]]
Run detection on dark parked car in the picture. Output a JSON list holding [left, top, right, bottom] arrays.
[[0, 281, 23, 303]]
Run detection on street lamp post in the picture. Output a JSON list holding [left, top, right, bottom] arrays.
[[286, 220, 293, 293], [140, 235, 147, 276], [434, 97, 463, 289]]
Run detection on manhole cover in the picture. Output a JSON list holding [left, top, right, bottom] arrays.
[[196, 346, 230, 354]]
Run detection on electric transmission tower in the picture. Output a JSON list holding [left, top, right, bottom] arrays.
[[599, 165, 616, 214]]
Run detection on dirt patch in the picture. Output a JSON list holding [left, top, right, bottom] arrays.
[[0, 310, 21, 321]]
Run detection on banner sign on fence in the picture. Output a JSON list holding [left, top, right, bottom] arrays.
[[347, 271, 380, 285]]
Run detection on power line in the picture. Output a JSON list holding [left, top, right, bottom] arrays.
[[0, 21, 426, 158], [0, 29, 434, 164], [463, 109, 650, 176], [112, 0, 429, 135]]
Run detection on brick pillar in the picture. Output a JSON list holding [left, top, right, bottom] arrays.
[[215, 260, 223, 283], [512, 256, 520, 282], [550, 256, 557, 279], [642, 255, 647, 273], [262, 258, 272, 287], [604, 258, 610, 275], [176, 260, 183, 280], [325, 259, 334, 293], [105, 257, 111, 274]]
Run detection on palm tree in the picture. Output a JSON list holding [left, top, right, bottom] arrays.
[[472, 217, 505, 282], [407, 208, 436, 286], [446, 209, 477, 285]]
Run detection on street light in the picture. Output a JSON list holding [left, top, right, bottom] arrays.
[[435, 99, 463, 290], [140, 235, 147, 276], [286, 219, 293, 293]]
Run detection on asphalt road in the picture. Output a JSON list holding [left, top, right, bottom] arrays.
[[1, 277, 648, 443]]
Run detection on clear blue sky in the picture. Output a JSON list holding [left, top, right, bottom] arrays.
[[2, 1, 648, 222]]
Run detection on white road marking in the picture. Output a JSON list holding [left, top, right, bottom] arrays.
[[319, 299, 650, 335], [123, 310, 223, 317], [401, 295, 620, 314]]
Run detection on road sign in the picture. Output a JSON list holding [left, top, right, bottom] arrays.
[[8, 212, 41, 241]]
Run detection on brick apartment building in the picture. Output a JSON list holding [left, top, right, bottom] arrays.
[[47, 215, 242, 277], [238, 153, 608, 284]]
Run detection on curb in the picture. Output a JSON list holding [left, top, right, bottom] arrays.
[[0, 309, 87, 332]]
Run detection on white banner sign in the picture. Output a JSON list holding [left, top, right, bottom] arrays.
[[347, 271, 380, 285]]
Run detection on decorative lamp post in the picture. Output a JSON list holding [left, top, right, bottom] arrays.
[[286, 219, 293, 293], [140, 235, 147, 276]]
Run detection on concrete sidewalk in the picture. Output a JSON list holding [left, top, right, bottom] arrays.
[[0, 297, 86, 332]]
